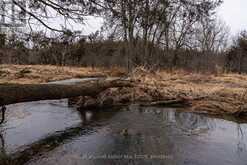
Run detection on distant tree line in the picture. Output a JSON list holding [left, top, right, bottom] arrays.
[[225, 31, 247, 73], [0, 0, 246, 73]]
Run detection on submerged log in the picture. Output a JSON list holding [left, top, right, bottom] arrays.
[[0, 79, 134, 106]]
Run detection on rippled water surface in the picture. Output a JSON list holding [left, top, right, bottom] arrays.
[[0, 100, 247, 165]]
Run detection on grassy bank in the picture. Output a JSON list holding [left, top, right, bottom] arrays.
[[1, 65, 247, 117], [130, 67, 247, 116]]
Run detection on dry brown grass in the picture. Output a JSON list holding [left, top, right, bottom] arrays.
[[130, 67, 247, 115], [0, 64, 127, 84]]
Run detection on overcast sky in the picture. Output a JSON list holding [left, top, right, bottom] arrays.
[[14, 0, 247, 36], [82, 0, 247, 35], [218, 0, 247, 34]]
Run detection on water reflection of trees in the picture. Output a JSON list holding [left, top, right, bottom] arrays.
[[0, 132, 12, 165], [0, 133, 5, 152], [173, 112, 215, 134], [236, 124, 246, 155], [0, 109, 119, 165], [136, 107, 215, 135]]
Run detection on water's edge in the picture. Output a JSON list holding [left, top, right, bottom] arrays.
[[0, 79, 246, 165]]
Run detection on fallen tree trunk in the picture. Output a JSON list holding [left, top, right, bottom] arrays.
[[0, 79, 134, 106]]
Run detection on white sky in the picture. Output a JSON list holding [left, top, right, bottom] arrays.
[[82, 0, 247, 35], [27, 16, 103, 36], [8, 0, 247, 36], [218, 0, 247, 34], [83, 0, 247, 35]]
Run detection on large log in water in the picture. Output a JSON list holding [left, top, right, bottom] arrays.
[[0, 79, 133, 106]]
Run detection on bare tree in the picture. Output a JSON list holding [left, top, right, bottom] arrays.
[[225, 31, 247, 73], [100, 0, 223, 68], [194, 18, 229, 53], [0, 0, 107, 35]]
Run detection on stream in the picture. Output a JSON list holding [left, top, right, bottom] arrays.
[[0, 80, 247, 165]]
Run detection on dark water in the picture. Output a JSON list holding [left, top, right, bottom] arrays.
[[0, 100, 247, 165]]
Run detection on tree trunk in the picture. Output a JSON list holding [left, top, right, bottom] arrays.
[[0, 79, 133, 106]]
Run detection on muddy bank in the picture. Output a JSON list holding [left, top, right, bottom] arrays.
[[69, 86, 247, 116]]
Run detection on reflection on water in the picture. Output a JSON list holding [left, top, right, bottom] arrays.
[[0, 101, 247, 165], [48, 78, 100, 85]]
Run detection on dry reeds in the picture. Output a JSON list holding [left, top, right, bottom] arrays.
[[130, 67, 247, 116]]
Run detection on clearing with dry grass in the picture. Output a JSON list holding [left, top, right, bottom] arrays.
[[0, 65, 126, 84]]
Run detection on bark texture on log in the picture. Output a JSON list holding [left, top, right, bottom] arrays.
[[0, 79, 133, 106]]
